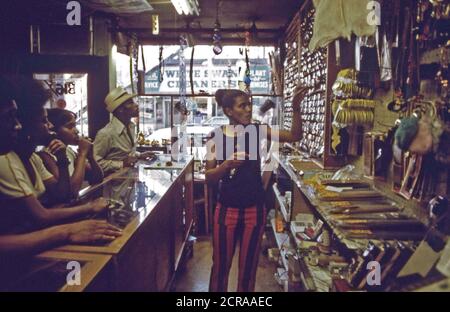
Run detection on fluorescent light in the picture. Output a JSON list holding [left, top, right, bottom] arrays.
[[170, 0, 183, 15], [180, 0, 191, 14], [170, 0, 199, 16]]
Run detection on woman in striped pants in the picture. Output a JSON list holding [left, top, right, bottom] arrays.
[[206, 86, 308, 292]]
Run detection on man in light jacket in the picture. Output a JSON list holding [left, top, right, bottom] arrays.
[[94, 87, 154, 175]]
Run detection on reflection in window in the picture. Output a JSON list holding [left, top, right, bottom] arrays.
[[33, 73, 89, 137]]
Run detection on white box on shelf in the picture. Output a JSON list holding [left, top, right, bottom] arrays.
[[295, 213, 315, 224]]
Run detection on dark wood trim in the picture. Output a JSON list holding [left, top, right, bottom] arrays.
[[0, 53, 110, 138]]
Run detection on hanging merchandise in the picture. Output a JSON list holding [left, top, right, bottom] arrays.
[[416, 0, 450, 49], [406, 9, 420, 100], [227, 60, 232, 89], [380, 32, 393, 82], [331, 69, 376, 125], [212, 22, 222, 55], [137, 44, 147, 145], [237, 49, 251, 93], [245, 31, 252, 48], [158, 46, 165, 84], [137, 45, 147, 95], [332, 99, 376, 126], [394, 99, 449, 165], [309, 0, 377, 51], [173, 35, 189, 160], [331, 68, 377, 156], [243, 48, 251, 93], [269, 51, 283, 95], [190, 45, 195, 95], [179, 35, 188, 109], [212, 0, 222, 55], [332, 69, 373, 99], [297, 8, 327, 157], [140, 45, 146, 73], [435, 47, 449, 100], [128, 35, 139, 95]]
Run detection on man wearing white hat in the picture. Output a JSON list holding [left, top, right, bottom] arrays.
[[93, 87, 154, 175]]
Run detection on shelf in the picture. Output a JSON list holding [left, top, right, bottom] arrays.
[[299, 256, 333, 292], [270, 218, 292, 272], [273, 154, 395, 251], [270, 202, 333, 292], [272, 183, 290, 223]]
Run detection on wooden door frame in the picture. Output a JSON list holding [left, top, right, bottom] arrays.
[[0, 53, 110, 138]]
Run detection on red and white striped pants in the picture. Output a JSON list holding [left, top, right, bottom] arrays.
[[209, 202, 266, 292]]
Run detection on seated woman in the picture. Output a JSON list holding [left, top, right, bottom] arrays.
[[0, 77, 112, 236], [38, 108, 103, 198], [0, 77, 121, 256]]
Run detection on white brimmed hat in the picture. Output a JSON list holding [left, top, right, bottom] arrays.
[[104, 87, 137, 113]]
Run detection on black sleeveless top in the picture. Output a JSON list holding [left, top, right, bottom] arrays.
[[210, 124, 265, 209]]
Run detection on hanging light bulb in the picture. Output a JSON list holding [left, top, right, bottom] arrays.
[[212, 0, 222, 55], [213, 21, 222, 55]]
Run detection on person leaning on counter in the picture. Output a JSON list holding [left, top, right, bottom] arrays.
[[93, 87, 155, 175], [0, 77, 121, 254]]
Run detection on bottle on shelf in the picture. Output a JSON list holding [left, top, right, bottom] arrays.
[[276, 210, 284, 233]]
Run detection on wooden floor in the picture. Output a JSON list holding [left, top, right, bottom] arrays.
[[173, 229, 282, 292]]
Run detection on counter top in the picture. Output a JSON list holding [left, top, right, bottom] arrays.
[[53, 155, 193, 255]]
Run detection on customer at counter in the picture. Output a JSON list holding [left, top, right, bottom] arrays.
[[93, 87, 155, 175], [39, 108, 103, 197], [206, 85, 309, 292], [0, 77, 110, 235]]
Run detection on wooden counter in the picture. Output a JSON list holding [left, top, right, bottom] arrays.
[[0, 251, 112, 292], [36, 155, 194, 291]]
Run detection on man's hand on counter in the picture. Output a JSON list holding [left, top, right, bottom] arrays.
[[138, 151, 156, 160], [88, 197, 109, 213], [123, 155, 138, 167], [66, 220, 122, 243]]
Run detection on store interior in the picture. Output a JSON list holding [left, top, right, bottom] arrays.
[[0, 0, 449, 292]]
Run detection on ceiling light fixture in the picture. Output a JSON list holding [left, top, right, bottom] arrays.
[[170, 0, 183, 15], [170, 0, 200, 16]]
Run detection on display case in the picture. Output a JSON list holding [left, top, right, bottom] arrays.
[[51, 156, 194, 291]]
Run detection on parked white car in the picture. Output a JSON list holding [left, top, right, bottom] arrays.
[[148, 125, 214, 145], [201, 116, 229, 127]]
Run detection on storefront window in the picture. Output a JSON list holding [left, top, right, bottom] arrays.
[[33, 73, 89, 137], [115, 45, 277, 160]]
